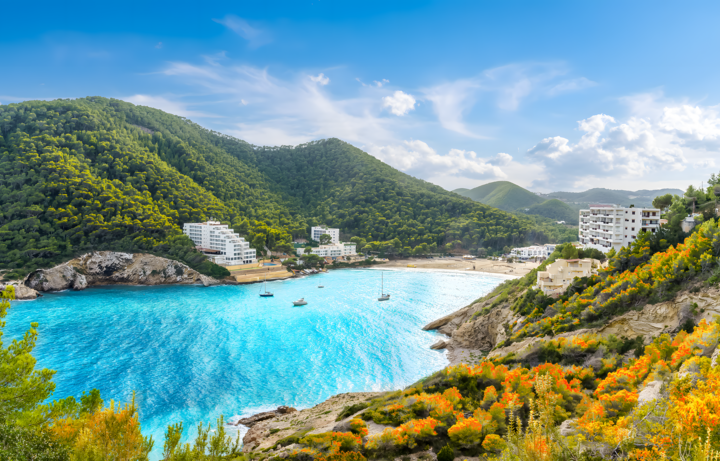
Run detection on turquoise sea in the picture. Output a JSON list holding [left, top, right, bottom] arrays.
[[5, 268, 504, 458]]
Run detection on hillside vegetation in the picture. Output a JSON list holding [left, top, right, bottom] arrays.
[[453, 181, 544, 211], [0, 97, 576, 279], [518, 198, 578, 224], [546, 187, 683, 207], [454, 181, 580, 224]]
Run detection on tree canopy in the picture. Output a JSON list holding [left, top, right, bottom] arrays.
[[0, 97, 576, 278]]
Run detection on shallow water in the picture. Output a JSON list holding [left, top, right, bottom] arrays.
[[5, 268, 503, 458]]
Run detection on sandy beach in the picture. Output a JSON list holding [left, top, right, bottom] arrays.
[[378, 256, 540, 278]]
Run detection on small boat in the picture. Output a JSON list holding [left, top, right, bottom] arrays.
[[378, 272, 390, 301], [293, 298, 308, 306], [318, 285, 324, 288], [259, 272, 273, 297]]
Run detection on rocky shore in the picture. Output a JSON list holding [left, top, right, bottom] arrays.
[[21, 251, 221, 294], [422, 282, 720, 365], [238, 392, 384, 455]]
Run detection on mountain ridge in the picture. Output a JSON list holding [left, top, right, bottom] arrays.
[[0, 97, 576, 279]]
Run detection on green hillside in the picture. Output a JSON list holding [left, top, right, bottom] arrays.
[[452, 180, 544, 211], [546, 187, 683, 207], [518, 198, 579, 224], [0, 97, 577, 279]]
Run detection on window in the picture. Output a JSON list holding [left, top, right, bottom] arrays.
[[632, 219, 635, 223], [632, 211, 636, 215], [632, 228, 635, 231]]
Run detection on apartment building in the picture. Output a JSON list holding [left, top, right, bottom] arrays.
[[510, 244, 557, 260], [183, 221, 257, 265], [536, 258, 599, 296], [579, 205, 661, 253], [297, 243, 357, 259], [311, 226, 340, 244]]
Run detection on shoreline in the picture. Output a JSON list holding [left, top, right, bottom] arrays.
[[368, 265, 520, 280]]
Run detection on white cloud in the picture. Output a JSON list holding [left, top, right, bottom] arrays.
[[547, 77, 596, 96], [523, 98, 720, 190], [155, 42, 163, 49], [122, 94, 218, 118], [367, 140, 508, 180], [310, 73, 330, 85], [374, 79, 389, 87], [488, 152, 512, 166], [382, 91, 416, 116], [422, 62, 594, 137], [212, 15, 270, 48], [157, 60, 398, 146]]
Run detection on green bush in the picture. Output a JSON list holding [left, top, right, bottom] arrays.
[[437, 444, 454, 461]]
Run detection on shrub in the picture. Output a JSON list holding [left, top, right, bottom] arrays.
[[349, 418, 368, 437], [436, 444, 454, 461], [481, 434, 505, 453]]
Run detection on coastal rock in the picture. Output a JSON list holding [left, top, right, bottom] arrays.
[[242, 392, 381, 452], [430, 339, 448, 350], [637, 380, 664, 405], [0, 283, 41, 300], [25, 251, 221, 292], [433, 285, 720, 364], [236, 406, 298, 428], [451, 306, 518, 351]]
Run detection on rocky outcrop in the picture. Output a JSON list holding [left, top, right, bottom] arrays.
[[0, 283, 41, 300], [430, 339, 448, 350], [235, 406, 297, 427], [428, 285, 720, 365], [637, 380, 664, 405], [25, 252, 220, 292], [241, 392, 382, 453]]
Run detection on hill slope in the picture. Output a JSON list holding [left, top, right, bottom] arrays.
[[0, 97, 576, 279], [452, 181, 544, 211], [519, 198, 579, 224], [546, 187, 683, 206]]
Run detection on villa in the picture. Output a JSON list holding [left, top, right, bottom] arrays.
[[183, 221, 257, 265], [536, 258, 600, 296], [579, 204, 661, 253]]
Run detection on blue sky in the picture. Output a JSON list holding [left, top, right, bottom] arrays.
[[3, 1, 720, 192]]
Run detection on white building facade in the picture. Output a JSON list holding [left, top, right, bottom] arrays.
[[536, 258, 599, 296], [297, 243, 357, 258], [311, 226, 340, 244], [183, 221, 257, 265], [510, 244, 557, 260], [579, 205, 661, 253]]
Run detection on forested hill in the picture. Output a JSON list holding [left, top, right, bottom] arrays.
[[0, 97, 575, 279]]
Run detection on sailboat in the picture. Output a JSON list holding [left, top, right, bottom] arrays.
[[378, 272, 390, 301], [259, 272, 273, 297]]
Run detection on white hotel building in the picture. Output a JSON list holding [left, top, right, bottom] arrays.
[[297, 243, 357, 259], [510, 244, 557, 260], [183, 221, 257, 265], [579, 205, 661, 253], [311, 226, 340, 244]]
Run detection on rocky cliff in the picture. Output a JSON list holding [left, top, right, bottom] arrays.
[[424, 284, 720, 364], [0, 282, 41, 300], [24, 252, 220, 292]]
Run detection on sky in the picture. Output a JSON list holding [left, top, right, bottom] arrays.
[[2, 0, 720, 193]]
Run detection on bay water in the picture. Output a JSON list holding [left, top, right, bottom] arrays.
[[5, 268, 504, 458]]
